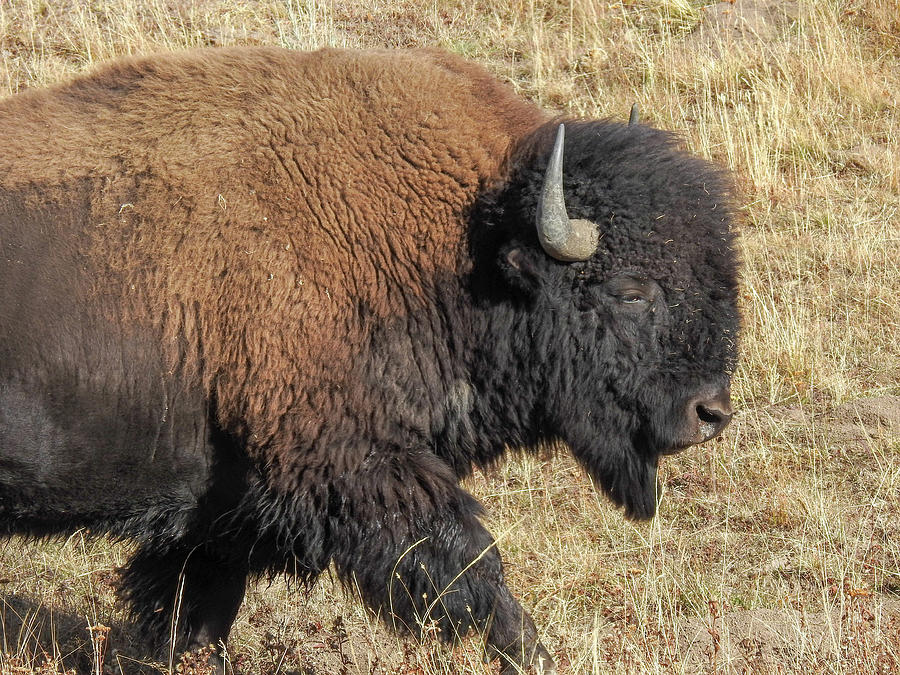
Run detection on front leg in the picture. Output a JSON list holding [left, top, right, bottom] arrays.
[[488, 584, 556, 674], [119, 543, 247, 673], [329, 450, 555, 673]]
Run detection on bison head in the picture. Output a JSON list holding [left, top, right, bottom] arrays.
[[472, 120, 739, 519]]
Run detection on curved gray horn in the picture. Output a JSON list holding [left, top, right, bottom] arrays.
[[629, 103, 639, 125], [536, 124, 599, 261]]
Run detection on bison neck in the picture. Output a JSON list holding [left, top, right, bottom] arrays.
[[349, 284, 548, 479], [220, 271, 546, 487]]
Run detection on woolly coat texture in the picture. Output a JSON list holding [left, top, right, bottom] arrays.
[[0, 46, 739, 671]]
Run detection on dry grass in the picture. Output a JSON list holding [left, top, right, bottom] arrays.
[[1, 0, 898, 673]]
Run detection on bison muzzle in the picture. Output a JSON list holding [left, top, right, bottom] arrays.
[[0, 47, 739, 673]]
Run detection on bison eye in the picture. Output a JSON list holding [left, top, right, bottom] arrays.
[[604, 274, 659, 311]]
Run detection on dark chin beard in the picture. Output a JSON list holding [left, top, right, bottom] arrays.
[[621, 461, 658, 520], [579, 446, 659, 520]]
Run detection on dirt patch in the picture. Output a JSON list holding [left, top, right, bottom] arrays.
[[822, 395, 900, 451], [683, 0, 800, 53], [833, 141, 898, 178], [759, 394, 900, 449], [828, 395, 900, 431], [678, 598, 900, 671]]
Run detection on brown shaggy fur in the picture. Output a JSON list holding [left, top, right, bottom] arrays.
[[0, 47, 544, 473], [1, 47, 742, 672]]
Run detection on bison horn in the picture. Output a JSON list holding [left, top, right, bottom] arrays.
[[629, 103, 639, 125], [536, 124, 599, 262]]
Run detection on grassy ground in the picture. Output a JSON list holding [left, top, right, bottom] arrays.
[[0, 0, 898, 673]]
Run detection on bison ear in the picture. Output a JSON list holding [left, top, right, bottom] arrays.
[[500, 245, 545, 295]]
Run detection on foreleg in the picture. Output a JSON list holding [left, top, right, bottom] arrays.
[[329, 451, 554, 673], [119, 543, 247, 668]]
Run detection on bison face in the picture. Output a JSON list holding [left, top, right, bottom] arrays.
[[575, 270, 735, 449], [553, 264, 737, 520], [478, 119, 740, 519]]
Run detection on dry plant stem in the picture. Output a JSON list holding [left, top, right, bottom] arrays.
[[87, 625, 109, 675]]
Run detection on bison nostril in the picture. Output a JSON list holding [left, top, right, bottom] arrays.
[[689, 390, 733, 444], [697, 403, 729, 427]]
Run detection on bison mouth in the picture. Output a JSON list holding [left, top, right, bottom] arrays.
[[569, 385, 734, 520], [594, 417, 730, 521], [660, 386, 735, 455], [620, 392, 734, 517]]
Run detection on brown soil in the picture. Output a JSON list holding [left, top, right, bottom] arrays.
[[684, 0, 801, 52], [768, 394, 900, 448], [678, 597, 900, 672]]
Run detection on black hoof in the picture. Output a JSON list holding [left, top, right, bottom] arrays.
[[497, 641, 556, 674]]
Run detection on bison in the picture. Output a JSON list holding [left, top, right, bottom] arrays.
[[0, 47, 739, 673]]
